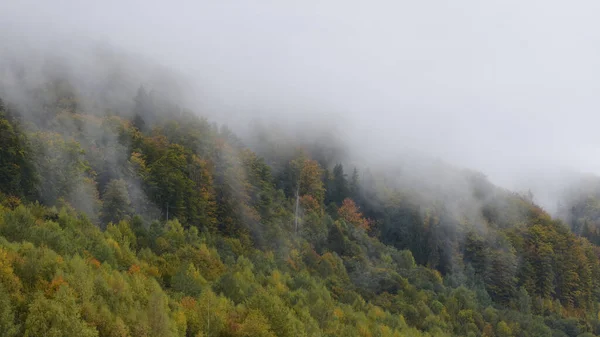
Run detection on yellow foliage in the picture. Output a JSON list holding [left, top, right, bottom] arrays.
[[368, 306, 385, 320], [172, 309, 187, 336], [234, 309, 276, 337], [0, 247, 22, 296], [358, 323, 372, 337], [333, 307, 344, 320], [268, 270, 288, 295]]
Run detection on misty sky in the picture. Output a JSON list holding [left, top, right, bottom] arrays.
[[3, 0, 600, 206]]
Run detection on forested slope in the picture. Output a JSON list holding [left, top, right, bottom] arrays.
[[1, 77, 600, 337]]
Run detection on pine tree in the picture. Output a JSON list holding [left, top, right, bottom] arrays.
[[330, 164, 349, 205]]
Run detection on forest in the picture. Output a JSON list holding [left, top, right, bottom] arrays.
[[2, 70, 600, 337]]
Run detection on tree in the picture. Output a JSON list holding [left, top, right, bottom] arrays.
[[289, 156, 325, 205], [29, 132, 89, 206], [235, 310, 277, 337], [132, 86, 152, 131], [24, 286, 98, 337], [171, 263, 206, 297], [193, 289, 231, 337], [349, 167, 359, 199], [147, 289, 176, 337], [246, 290, 306, 337], [0, 283, 18, 337], [100, 179, 132, 226], [330, 164, 349, 205], [338, 198, 370, 230], [140, 136, 217, 229], [288, 155, 325, 233], [496, 321, 513, 337], [0, 108, 37, 199]]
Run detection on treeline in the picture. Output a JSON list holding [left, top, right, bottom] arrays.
[[1, 81, 600, 337]]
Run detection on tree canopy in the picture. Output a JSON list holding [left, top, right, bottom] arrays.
[[1, 82, 600, 337]]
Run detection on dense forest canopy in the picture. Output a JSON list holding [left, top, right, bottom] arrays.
[[4, 0, 600, 334], [1, 48, 600, 337]]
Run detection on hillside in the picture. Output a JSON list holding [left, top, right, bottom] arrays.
[[1, 78, 600, 337]]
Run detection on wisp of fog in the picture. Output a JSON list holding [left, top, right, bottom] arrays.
[[2, 0, 600, 212]]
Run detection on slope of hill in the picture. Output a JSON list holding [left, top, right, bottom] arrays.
[[1, 72, 600, 337]]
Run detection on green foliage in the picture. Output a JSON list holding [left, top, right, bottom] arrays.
[[29, 131, 91, 206], [0, 283, 19, 337], [100, 179, 132, 226], [325, 163, 350, 205], [0, 106, 38, 200], [24, 286, 99, 337], [2, 86, 600, 337]]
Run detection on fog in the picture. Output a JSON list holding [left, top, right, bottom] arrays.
[[2, 0, 600, 212]]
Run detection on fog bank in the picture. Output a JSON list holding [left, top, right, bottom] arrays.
[[3, 1, 600, 211]]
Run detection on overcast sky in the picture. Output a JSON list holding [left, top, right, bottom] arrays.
[[2, 0, 600, 205]]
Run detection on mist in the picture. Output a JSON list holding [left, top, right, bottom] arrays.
[[3, 0, 600, 212]]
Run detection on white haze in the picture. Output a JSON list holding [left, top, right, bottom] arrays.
[[2, 0, 600, 212]]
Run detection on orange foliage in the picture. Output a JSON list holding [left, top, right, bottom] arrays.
[[128, 264, 141, 275], [88, 258, 101, 269], [286, 257, 299, 271], [180, 296, 197, 310], [338, 198, 370, 230], [300, 195, 320, 213], [46, 275, 68, 296], [482, 323, 494, 337], [0, 248, 23, 297]]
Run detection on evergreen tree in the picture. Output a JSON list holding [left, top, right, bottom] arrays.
[[132, 86, 153, 132], [100, 179, 133, 226], [327, 164, 349, 205], [0, 105, 38, 199], [349, 167, 359, 199]]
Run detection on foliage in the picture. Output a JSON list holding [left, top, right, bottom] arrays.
[[1, 84, 600, 337]]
